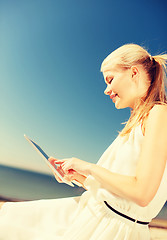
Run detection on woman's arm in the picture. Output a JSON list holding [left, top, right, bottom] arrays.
[[134, 105, 167, 206], [91, 105, 167, 206], [56, 105, 167, 207]]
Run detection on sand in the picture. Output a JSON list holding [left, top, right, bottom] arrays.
[[149, 219, 167, 240]]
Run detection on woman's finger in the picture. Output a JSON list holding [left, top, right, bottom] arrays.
[[54, 175, 63, 183], [54, 159, 67, 164], [61, 162, 70, 171], [48, 157, 57, 166], [48, 157, 75, 183], [56, 165, 65, 176]]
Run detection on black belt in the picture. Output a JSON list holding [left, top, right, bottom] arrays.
[[104, 201, 150, 225]]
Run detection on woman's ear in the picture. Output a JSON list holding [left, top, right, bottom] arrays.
[[131, 66, 139, 80]]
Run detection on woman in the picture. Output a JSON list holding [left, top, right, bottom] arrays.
[[0, 43, 167, 239]]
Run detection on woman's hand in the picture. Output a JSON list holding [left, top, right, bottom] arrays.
[[48, 157, 87, 184], [48, 157, 68, 183], [54, 157, 91, 176]]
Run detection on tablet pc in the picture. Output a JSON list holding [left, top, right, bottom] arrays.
[[24, 134, 74, 187]]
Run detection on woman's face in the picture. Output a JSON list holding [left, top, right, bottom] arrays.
[[103, 67, 143, 109]]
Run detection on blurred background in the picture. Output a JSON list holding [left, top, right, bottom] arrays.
[[0, 0, 166, 219]]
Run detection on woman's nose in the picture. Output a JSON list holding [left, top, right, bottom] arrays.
[[104, 85, 112, 95]]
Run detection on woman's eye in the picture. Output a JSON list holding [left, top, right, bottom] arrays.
[[108, 78, 113, 84]]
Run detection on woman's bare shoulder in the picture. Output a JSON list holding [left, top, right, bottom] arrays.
[[142, 104, 167, 135], [145, 104, 167, 133], [150, 104, 167, 115]]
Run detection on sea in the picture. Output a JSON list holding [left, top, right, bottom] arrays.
[[0, 164, 166, 219], [0, 164, 85, 201]]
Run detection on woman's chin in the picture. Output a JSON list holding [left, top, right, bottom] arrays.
[[114, 100, 121, 109], [115, 104, 122, 109], [114, 101, 126, 109]]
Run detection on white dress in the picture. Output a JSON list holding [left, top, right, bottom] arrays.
[[0, 125, 167, 240]]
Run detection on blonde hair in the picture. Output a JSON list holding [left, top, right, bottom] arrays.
[[101, 44, 167, 136]]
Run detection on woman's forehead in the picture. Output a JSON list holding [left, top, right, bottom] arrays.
[[103, 69, 115, 79]]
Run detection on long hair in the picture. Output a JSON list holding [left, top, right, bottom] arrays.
[[101, 44, 167, 136]]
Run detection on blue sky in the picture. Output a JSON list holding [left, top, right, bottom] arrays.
[[0, 0, 167, 174]]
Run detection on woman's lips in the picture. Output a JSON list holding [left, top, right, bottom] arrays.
[[110, 93, 118, 103], [110, 93, 118, 99]]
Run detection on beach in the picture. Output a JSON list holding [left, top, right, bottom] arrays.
[[149, 219, 167, 239]]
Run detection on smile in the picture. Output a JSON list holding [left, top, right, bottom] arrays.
[[110, 93, 118, 100]]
